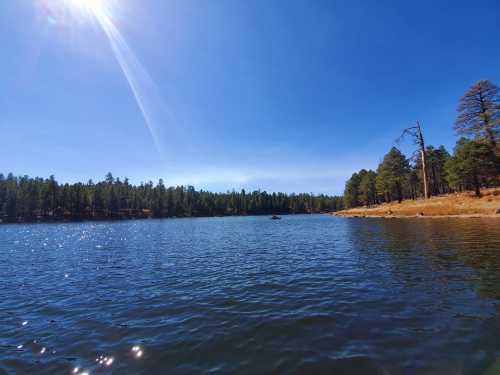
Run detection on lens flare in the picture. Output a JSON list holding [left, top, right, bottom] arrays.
[[92, 8, 166, 157], [40, 0, 168, 158]]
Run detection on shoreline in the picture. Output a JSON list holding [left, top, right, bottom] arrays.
[[0, 212, 324, 225], [334, 213, 500, 219], [333, 188, 500, 219]]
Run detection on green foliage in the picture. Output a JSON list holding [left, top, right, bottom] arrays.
[[344, 139, 498, 209], [343, 172, 362, 208], [427, 145, 451, 195], [445, 138, 499, 195], [342, 79, 500, 208], [0, 174, 344, 223], [376, 147, 410, 203], [414, 145, 451, 196], [358, 170, 377, 206]]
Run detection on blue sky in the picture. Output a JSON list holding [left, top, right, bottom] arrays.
[[1, 0, 499, 194]]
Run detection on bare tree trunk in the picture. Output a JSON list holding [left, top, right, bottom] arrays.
[[416, 122, 429, 199]]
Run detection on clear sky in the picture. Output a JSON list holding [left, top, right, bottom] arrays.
[[1, 0, 499, 194]]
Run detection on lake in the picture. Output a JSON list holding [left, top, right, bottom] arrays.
[[1, 215, 500, 374]]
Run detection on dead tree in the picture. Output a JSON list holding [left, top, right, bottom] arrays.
[[397, 121, 429, 199]]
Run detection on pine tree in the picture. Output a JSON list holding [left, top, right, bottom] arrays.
[[376, 147, 410, 203], [419, 145, 451, 196], [359, 170, 377, 206], [343, 172, 362, 208], [445, 138, 498, 196], [0, 173, 343, 222], [455, 80, 500, 148]]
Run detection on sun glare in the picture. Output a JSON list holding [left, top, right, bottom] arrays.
[[38, 0, 167, 157], [40, 0, 111, 25], [64, 0, 108, 19]]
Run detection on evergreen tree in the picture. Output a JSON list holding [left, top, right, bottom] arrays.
[[339, 79, 500, 206], [343, 172, 362, 208], [455, 80, 500, 148], [445, 138, 498, 196], [376, 147, 410, 203], [415, 145, 451, 196], [0, 173, 343, 222], [358, 170, 377, 206]]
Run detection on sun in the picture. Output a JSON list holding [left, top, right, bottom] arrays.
[[64, 0, 108, 18]]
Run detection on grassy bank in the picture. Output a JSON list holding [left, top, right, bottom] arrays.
[[335, 188, 500, 218]]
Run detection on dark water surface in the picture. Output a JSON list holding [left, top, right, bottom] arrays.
[[1, 215, 500, 374]]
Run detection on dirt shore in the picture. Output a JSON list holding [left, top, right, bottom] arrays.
[[334, 188, 500, 218]]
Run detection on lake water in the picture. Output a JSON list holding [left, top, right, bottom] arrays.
[[1, 215, 500, 374]]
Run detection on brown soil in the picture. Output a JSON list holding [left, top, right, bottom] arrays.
[[334, 188, 500, 218]]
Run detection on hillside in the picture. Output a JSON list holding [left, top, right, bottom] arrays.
[[335, 188, 500, 218]]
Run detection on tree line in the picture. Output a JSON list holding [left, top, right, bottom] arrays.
[[0, 173, 343, 223], [344, 79, 500, 208]]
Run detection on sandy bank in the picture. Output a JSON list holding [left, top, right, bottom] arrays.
[[334, 188, 500, 218]]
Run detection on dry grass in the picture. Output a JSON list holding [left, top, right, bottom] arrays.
[[335, 188, 500, 218]]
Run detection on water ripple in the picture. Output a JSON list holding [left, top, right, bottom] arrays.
[[1, 216, 500, 374]]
